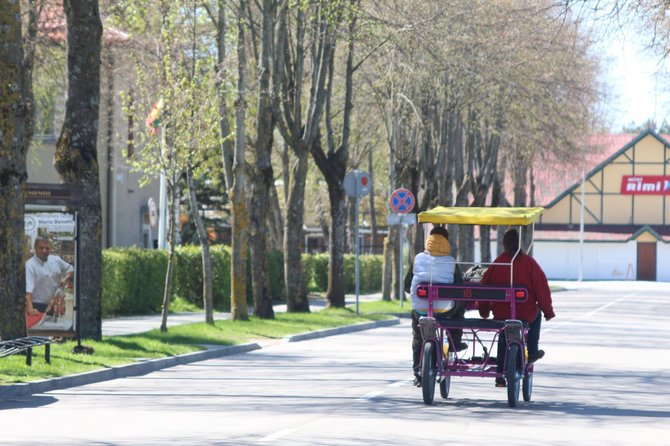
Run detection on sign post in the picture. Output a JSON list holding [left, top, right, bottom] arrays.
[[344, 170, 371, 315], [388, 188, 415, 308]]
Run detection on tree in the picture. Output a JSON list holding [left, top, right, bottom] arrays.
[[274, 1, 337, 312], [310, 0, 361, 308], [117, 0, 222, 328], [0, 0, 29, 340], [230, 0, 250, 321], [206, 0, 249, 321], [248, 0, 277, 319], [55, 0, 103, 339]]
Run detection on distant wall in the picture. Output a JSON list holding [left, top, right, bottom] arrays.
[[474, 239, 668, 281]]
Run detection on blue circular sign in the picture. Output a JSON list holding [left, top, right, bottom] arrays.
[[389, 188, 415, 214]]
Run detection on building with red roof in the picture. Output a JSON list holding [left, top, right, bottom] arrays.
[[529, 130, 670, 281]]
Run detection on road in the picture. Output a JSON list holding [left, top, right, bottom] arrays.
[[0, 281, 668, 445]]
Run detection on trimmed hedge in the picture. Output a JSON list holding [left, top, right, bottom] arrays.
[[101, 247, 383, 317], [101, 248, 167, 316]]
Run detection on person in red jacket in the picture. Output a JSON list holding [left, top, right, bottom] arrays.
[[479, 228, 556, 387]]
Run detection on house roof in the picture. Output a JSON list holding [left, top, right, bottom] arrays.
[[541, 130, 670, 208], [38, 1, 129, 45]]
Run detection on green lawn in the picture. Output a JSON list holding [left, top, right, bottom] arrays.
[[1, 302, 404, 385]]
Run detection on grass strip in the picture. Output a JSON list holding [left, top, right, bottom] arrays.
[[0, 302, 405, 385]]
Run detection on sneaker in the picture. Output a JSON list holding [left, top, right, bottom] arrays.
[[413, 375, 422, 387], [528, 350, 545, 363], [495, 377, 507, 387]]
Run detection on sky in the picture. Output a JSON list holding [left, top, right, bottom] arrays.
[[595, 18, 670, 131]]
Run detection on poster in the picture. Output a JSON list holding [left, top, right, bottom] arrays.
[[24, 212, 77, 335]]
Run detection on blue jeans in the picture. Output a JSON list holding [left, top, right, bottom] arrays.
[[496, 311, 542, 372]]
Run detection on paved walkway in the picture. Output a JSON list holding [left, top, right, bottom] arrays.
[[102, 292, 384, 336]]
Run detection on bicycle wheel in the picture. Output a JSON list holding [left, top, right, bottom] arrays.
[[421, 342, 436, 405], [522, 368, 533, 402], [439, 376, 450, 399], [505, 344, 520, 408]]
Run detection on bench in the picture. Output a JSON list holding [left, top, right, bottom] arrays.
[[0, 336, 52, 366]]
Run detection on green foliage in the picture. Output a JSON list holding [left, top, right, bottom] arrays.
[[307, 253, 330, 292], [172, 245, 203, 304], [298, 253, 382, 294], [342, 254, 382, 293], [267, 249, 285, 300], [101, 248, 168, 316], [172, 245, 232, 311], [101, 246, 232, 317], [100, 248, 384, 316], [358, 254, 384, 293]]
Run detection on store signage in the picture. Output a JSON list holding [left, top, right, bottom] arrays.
[[620, 175, 670, 195]]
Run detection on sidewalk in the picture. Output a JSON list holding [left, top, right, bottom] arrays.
[[102, 292, 385, 336], [1, 292, 397, 398]]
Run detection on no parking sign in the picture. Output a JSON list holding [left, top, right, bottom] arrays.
[[389, 188, 415, 214]]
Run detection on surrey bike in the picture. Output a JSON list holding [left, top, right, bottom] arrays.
[[415, 206, 543, 408]]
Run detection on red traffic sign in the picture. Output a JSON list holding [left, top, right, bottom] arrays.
[[389, 188, 415, 214]]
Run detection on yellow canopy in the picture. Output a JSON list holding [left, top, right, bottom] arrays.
[[417, 206, 544, 226]]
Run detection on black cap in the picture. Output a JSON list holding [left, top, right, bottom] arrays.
[[430, 225, 449, 240]]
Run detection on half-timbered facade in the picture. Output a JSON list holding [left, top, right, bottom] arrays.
[[532, 130, 670, 281]]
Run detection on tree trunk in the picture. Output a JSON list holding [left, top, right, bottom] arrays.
[[0, 0, 28, 340], [367, 148, 377, 254], [274, 2, 327, 312], [267, 184, 284, 251], [249, 0, 276, 319], [284, 149, 310, 312], [310, 3, 356, 308], [186, 166, 214, 324], [381, 237, 392, 301], [160, 183, 177, 332], [55, 0, 103, 340], [326, 182, 346, 308], [215, 0, 234, 191], [22, 0, 39, 145], [231, 0, 249, 321], [213, 0, 250, 311]]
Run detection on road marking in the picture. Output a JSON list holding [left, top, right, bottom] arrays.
[[545, 292, 637, 333], [357, 380, 409, 401], [257, 427, 297, 442], [357, 390, 384, 400]]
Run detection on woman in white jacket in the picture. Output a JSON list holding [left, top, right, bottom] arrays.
[[409, 225, 466, 386]]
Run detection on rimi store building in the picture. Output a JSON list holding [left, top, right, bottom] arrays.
[[533, 130, 670, 281]]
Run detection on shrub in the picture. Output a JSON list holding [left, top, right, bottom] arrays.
[[101, 247, 383, 316], [173, 245, 232, 311], [101, 248, 167, 317]]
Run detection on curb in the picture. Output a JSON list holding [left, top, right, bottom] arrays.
[[1, 317, 402, 398], [0, 343, 261, 399], [284, 317, 400, 342]]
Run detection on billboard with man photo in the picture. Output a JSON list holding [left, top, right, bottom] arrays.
[[24, 212, 77, 336]]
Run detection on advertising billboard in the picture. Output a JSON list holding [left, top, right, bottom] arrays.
[[24, 212, 77, 336]]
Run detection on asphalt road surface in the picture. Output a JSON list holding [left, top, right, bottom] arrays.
[[0, 281, 668, 445]]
